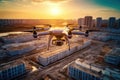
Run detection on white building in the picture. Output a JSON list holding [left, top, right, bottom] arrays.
[[37, 39, 91, 66]]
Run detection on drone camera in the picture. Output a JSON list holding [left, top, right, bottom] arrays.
[[33, 31, 37, 38], [52, 39, 64, 46]]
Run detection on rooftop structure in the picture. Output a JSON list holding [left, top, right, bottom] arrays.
[[68, 58, 103, 80], [102, 68, 120, 80], [0, 60, 24, 70], [104, 48, 120, 65], [84, 16, 93, 28]]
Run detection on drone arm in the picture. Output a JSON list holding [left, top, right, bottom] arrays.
[[71, 31, 86, 35], [37, 31, 50, 36]]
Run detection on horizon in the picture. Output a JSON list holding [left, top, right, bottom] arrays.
[[0, 0, 120, 19]]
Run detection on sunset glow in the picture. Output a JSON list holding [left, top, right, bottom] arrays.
[[0, 0, 120, 19], [50, 7, 61, 15]]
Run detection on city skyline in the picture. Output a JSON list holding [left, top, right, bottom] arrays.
[[0, 0, 120, 19]]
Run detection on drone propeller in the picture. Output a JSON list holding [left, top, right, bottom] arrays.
[[85, 30, 89, 37], [79, 26, 82, 31], [85, 29, 101, 37], [33, 27, 37, 38]]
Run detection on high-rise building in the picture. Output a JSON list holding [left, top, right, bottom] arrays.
[[108, 17, 116, 28], [96, 17, 102, 28], [84, 16, 93, 28], [102, 19, 108, 28], [117, 18, 120, 29], [78, 18, 84, 26]]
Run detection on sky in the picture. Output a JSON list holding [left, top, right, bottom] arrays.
[[0, 0, 120, 19]]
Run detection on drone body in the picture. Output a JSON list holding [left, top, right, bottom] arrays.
[[32, 25, 88, 50]]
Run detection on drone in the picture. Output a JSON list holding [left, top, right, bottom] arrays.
[[26, 24, 94, 50]]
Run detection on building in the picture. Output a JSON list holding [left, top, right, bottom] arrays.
[[104, 48, 120, 65], [108, 17, 116, 28], [0, 32, 34, 43], [102, 68, 120, 80], [84, 16, 93, 28], [96, 17, 102, 28], [0, 19, 77, 27], [0, 60, 26, 80], [117, 18, 120, 28], [68, 59, 103, 80], [37, 40, 91, 66], [78, 18, 84, 26], [101, 19, 108, 28], [0, 19, 40, 26]]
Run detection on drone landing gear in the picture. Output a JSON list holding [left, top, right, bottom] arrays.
[[65, 36, 70, 51]]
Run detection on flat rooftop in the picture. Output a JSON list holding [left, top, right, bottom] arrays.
[[40, 43, 79, 58], [0, 60, 24, 71], [70, 59, 102, 78], [107, 48, 120, 56], [38, 39, 90, 58]]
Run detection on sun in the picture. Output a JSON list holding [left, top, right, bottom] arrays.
[[51, 7, 60, 15]]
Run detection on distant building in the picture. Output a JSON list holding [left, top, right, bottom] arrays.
[[0, 19, 77, 27], [102, 68, 120, 80], [104, 48, 120, 65], [0, 60, 26, 80], [92, 19, 96, 28], [78, 18, 84, 26], [101, 19, 108, 28], [108, 17, 116, 28], [68, 59, 102, 80], [96, 17, 102, 28], [0, 19, 41, 26], [117, 18, 120, 29], [84, 16, 93, 28]]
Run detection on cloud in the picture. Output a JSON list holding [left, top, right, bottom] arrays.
[[32, 0, 69, 3], [100, 9, 120, 12]]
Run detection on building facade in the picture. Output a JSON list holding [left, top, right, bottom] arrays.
[[0, 19, 41, 26], [96, 17, 102, 28], [68, 59, 102, 80], [108, 17, 116, 28], [117, 18, 120, 28], [0, 60, 26, 80], [78, 18, 84, 26], [84, 16, 93, 28], [37, 40, 91, 66]]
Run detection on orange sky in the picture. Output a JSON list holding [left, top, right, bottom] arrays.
[[0, 0, 120, 19]]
